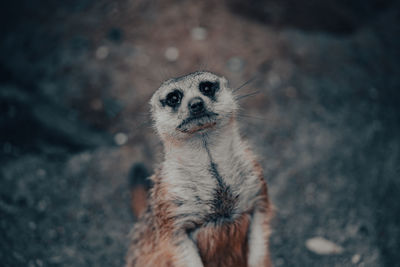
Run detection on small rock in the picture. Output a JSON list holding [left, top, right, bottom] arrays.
[[36, 168, 46, 177], [114, 132, 128, 145], [305, 237, 344, 255], [90, 99, 103, 111], [275, 257, 285, 266], [28, 221, 36, 230], [80, 152, 91, 162], [227, 57, 244, 72], [352, 254, 361, 264], [48, 229, 57, 240], [165, 47, 179, 62], [368, 87, 378, 99], [96, 46, 109, 60], [191, 27, 207, 41], [35, 259, 43, 267], [267, 71, 281, 87], [49, 255, 63, 264], [63, 247, 76, 257], [13, 251, 24, 261], [37, 199, 48, 212]]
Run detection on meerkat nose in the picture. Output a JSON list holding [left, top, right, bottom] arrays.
[[188, 97, 205, 115]]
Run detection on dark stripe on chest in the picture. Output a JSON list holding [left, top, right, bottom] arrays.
[[202, 135, 238, 222], [207, 161, 238, 222]]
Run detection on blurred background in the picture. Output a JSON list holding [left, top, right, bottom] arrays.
[[1, 0, 399, 266]]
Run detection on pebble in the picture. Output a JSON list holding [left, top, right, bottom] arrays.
[[37, 199, 48, 212], [275, 257, 285, 266], [368, 87, 378, 99], [305, 237, 344, 255], [352, 254, 361, 264], [28, 221, 37, 230], [90, 98, 103, 111], [36, 259, 43, 267], [227, 57, 244, 72], [36, 168, 46, 177], [49, 255, 63, 264], [96, 46, 109, 60], [267, 71, 281, 87], [114, 132, 128, 145], [80, 152, 91, 162], [165, 47, 179, 62], [191, 27, 207, 41], [48, 229, 57, 239], [13, 251, 24, 261]]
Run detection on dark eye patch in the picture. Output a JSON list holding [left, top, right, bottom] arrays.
[[199, 81, 219, 100], [160, 89, 183, 109]]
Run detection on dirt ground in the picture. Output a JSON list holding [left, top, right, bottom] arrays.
[[1, 0, 399, 266]]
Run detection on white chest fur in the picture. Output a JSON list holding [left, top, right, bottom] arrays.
[[161, 125, 262, 229]]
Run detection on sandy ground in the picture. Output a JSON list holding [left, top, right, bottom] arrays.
[[1, 0, 399, 266]]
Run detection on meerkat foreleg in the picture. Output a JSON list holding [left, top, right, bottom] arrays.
[[248, 209, 272, 267], [174, 233, 204, 267]]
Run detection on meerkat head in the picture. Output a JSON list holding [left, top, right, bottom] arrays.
[[150, 71, 238, 141]]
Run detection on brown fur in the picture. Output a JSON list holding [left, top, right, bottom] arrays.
[[126, 173, 181, 267], [196, 214, 250, 267], [127, 167, 273, 267], [127, 151, 273, 267], [131, 185, 148, 217], [246, 148, 274, 267]]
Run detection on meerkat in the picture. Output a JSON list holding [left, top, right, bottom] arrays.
[[126, 71, 273, 267]]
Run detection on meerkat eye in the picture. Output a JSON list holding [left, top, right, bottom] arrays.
[[199, 81, 219, 98], [165, 90, 183, 108]]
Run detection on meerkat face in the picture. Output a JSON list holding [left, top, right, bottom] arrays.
[[150, 71, 238, 140]]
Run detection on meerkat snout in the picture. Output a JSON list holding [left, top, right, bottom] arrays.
[[188, 97, 205, 116]]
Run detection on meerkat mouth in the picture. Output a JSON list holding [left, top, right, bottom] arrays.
[[177, 112, 218, 133]]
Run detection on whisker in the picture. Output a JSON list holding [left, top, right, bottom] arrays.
[[236, 114, 269, 121], [235, 116, 265, 126], [233, 76, 259, 93], [235, 90, 262, 101], [130, 120, 153, 131], [224, 110, 269, 122], [136, 112, 150, 117]]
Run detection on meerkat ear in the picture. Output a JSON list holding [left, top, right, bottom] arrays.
[[149, 89, 160, 109], [220, 76, 229, 89]]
